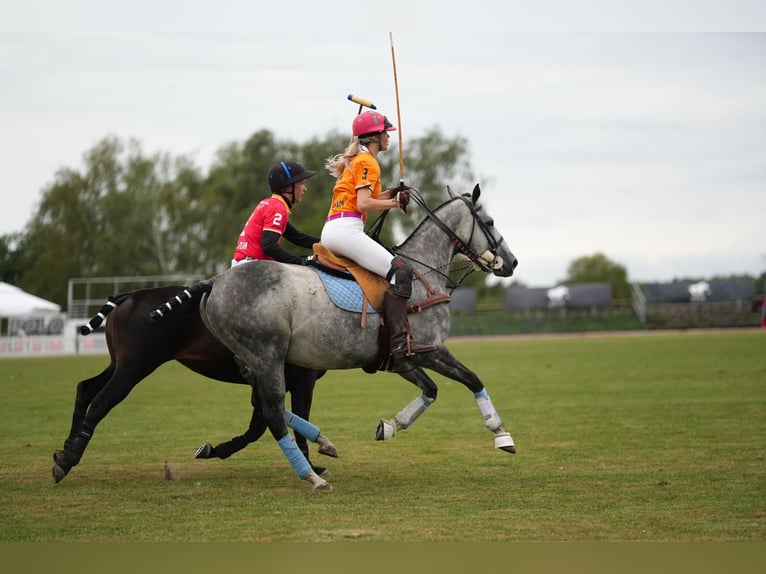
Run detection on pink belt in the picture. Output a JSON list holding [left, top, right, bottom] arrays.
[[326, 211, 364, 222]]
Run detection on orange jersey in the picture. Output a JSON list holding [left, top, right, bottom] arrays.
[[327, 151, 382, 222]]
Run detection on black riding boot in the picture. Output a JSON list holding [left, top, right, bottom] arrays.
[[383, 290, 435, 359]]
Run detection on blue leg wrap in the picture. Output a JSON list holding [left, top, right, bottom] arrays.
[[278, 434, 311, 479], [284, 410, 320, 442]]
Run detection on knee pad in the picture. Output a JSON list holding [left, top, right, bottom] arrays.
[[387, 257, 413, 298]]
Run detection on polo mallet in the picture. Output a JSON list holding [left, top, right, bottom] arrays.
[[348, 94, 376, 113], [347, 94, 376, 145], [389, 32, 405, 188]]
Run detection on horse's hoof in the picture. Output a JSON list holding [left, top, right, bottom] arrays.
[[313, 481, 333, 492], [316, 434, 339, 458], [317, 444, 338, 458], [52, 464, 68, 484], [375, 418, 396, 441], [305, 470, 332, 491], [194, 443, 214, 459], [493, 431, 515, 453], [312, 465, 332, 478], [53, 450, 65, 466]]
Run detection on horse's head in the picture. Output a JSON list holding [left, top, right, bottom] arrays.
[[448, 184, 518, 278]]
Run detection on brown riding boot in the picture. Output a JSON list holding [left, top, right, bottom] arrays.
[[383, 290, 435, 359]]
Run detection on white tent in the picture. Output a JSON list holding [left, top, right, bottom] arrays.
[[0, 281, 61, 316]]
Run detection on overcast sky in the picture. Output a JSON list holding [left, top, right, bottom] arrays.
[[2, 1, 765, 287]]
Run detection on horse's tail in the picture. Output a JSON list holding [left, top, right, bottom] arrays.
[[149, 282, 213, 322], [78, 292, 134, 336]]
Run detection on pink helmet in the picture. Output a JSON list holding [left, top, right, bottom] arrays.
[[352, 111, 397, 138]]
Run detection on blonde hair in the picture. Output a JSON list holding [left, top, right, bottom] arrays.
[[325, 140, 362, 178]]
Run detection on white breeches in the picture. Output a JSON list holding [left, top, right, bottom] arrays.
[[321, 217, 395, 280]]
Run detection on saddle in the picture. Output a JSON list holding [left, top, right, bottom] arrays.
[[311, 244, 388, 317], [310, 243, 452, 374]]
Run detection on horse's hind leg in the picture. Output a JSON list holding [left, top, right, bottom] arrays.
[[286, 366, 335, 475], [249, 357, 331, 491], [375, 367, 438, 441], [418, 348, 515, 453]]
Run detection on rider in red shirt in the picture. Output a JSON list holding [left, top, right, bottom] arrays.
[[232, 161, 319, 266], [224, 160, 327, 475]]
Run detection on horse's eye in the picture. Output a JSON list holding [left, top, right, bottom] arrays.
[[486, 219, 494, 227]]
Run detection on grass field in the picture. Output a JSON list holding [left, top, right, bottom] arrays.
[[0, 330, 764, 542]]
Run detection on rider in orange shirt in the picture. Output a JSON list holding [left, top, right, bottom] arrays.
[[321, 110, 434, 362]]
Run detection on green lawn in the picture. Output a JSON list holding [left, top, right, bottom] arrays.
[[0, 330, 764, 542]]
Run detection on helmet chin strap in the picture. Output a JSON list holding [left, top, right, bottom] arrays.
[[360, 133, 383, 148], [280, 185, 295, 207]]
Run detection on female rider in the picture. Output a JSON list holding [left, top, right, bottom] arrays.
[[321, 111, 433, 362]]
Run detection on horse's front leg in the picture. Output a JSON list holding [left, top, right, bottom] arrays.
[[195, 367, 337, 467], [375, 367, 438, 440], [195, 408, 338, 460], [54, 366, 113, 464], [53, 363, 148, 483], [418, 347, 515, 453]]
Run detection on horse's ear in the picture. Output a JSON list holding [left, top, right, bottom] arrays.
[[472, 183, 481, 204], [446, 185, 455, 198]]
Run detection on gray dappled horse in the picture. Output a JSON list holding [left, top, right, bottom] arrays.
[[198, 184, 518, 491]]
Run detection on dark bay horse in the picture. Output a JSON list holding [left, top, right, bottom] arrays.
[[52, 285, 337, 484], [195, 185, 519, 491]]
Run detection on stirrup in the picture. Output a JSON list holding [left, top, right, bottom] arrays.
[[391, 339, 435, 358]]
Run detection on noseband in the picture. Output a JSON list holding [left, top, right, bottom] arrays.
[[408, 190, 504, 273]]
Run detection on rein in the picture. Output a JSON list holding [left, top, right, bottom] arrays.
[[366, 187, 505, 294], [407, 188, 503, 273]]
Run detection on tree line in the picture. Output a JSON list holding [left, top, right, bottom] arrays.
[[2, 129, 760, 309], [0, 128, 485, 307]]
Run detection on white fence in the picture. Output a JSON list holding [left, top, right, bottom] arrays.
[[0, 320, 108, 358], [1, 274, 202, 359]]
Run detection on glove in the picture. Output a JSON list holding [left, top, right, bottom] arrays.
[[395, 189, 411, 212]]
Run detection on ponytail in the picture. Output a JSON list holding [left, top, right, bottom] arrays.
[[325, 140, 361, 178]]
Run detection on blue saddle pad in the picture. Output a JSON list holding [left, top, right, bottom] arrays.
[[311, 267, 378, 314]]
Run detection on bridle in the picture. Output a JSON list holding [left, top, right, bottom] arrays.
[[406, 188, 504, 273], [368, 187, 506, 290]]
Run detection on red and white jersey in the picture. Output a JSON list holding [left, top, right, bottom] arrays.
[[233, 194, 292, 262]]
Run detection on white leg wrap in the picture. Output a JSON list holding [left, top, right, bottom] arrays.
[[474, 389, 502, 431], [394, 394, 434, 429]]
